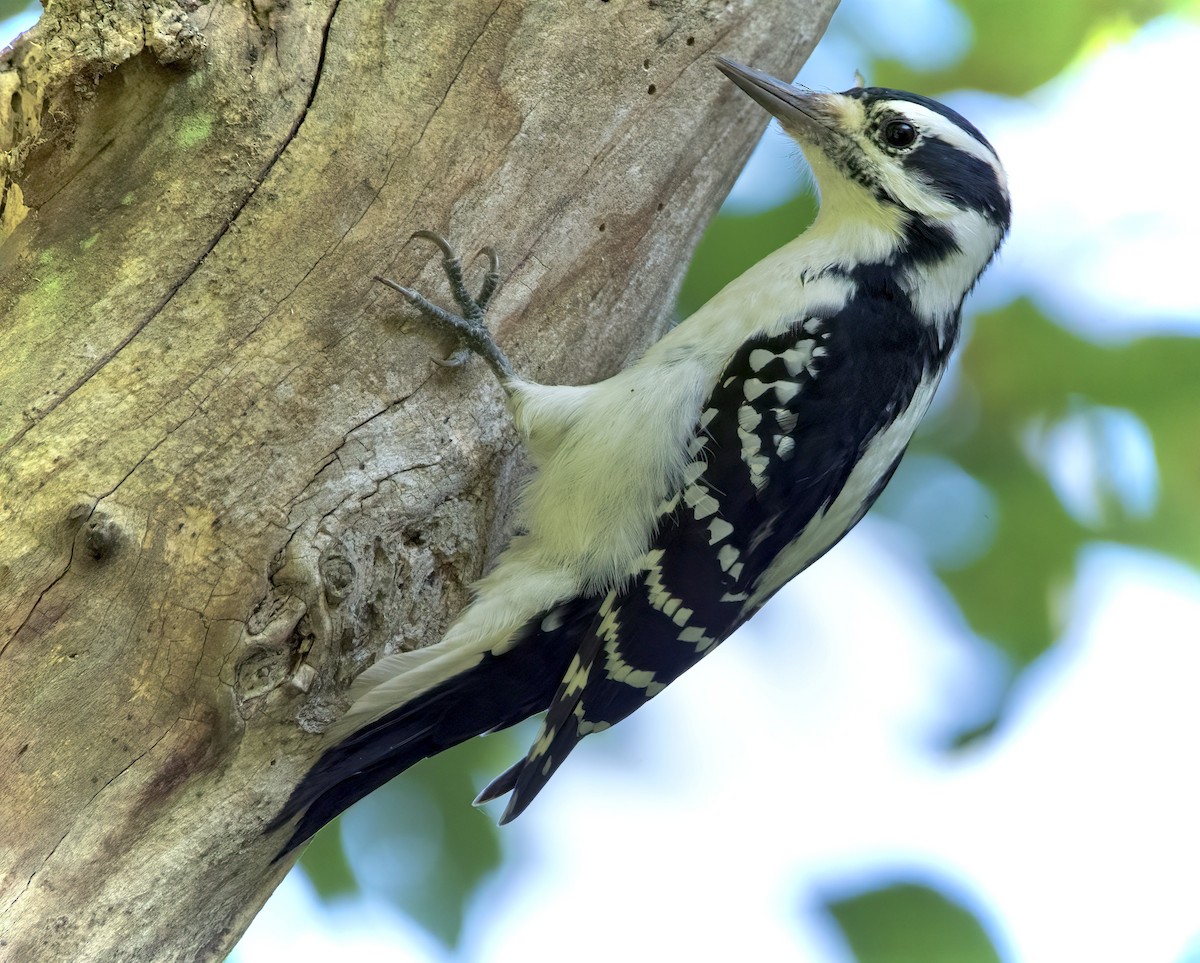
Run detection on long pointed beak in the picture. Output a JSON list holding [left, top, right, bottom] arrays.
[[715, 56, 832, 135]]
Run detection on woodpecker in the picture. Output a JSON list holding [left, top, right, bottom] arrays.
[[269, 57, 1010, 857]]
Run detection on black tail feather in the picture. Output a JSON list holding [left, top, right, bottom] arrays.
[[472, 759, 522, 806], [268, 595, 601, 860]]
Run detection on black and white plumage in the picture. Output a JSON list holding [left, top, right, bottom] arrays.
[[269, 57, 1011, 857]]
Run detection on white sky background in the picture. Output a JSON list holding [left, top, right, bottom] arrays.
[[5, 4, 1199, 961]]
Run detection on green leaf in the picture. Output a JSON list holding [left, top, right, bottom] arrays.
[[320, 726, 520, 949], [0, 0, 38, 28], [824, 881, 1006, 963], [873, 0, 1175, 95], [922, 302, 1200, 667], [297, 816, 358, 901]]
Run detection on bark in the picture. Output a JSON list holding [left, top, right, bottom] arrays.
[[0, 0, 836, 958]]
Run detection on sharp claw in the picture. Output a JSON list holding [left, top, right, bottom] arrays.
[[410, 230, 456, 260], [471, 247, 502, 311], [473, 246, 500, 274], [431, 348, 471, 369], [374, 275, 418, 301]]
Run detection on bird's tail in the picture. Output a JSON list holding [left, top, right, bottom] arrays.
[[266, 594, 601, 859]]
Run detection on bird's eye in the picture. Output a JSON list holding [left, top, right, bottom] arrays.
[[883, 120, 917, 148]]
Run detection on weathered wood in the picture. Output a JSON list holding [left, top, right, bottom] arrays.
[[0, 0, 836, 958]]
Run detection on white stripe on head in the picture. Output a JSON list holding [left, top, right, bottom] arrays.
[[887, 100, 1007, 184]]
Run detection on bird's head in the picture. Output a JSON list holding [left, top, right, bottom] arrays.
[[716, 57, 1010, 277]]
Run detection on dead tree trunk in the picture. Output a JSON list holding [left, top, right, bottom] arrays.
[[0, 0, 835, 958]]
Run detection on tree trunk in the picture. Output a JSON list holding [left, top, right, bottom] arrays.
[[0, 0, 836, 958]]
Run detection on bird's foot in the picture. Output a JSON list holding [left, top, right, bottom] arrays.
[[376, 230, 513, 383]]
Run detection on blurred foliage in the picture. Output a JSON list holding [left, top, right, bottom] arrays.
[[299, 816, 357, 901], [0, 0, 35, 28], [931, 304, 1200, 665], [875, 0, 1179, 95], [299, 728, 515, 948], [824, 881, 1006, 963]]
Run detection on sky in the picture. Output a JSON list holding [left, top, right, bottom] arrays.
[[5, 4, 1199, 962]]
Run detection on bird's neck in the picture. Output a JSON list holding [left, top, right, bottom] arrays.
[[800, 194, 907, 271], [797, 196, 996, 346]]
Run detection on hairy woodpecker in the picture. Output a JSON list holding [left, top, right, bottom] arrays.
[[269, 57, 1010, 857]]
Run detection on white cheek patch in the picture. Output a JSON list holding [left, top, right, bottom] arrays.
[[860, 99, 1007, 218], [887, 101, 1002, 174]]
